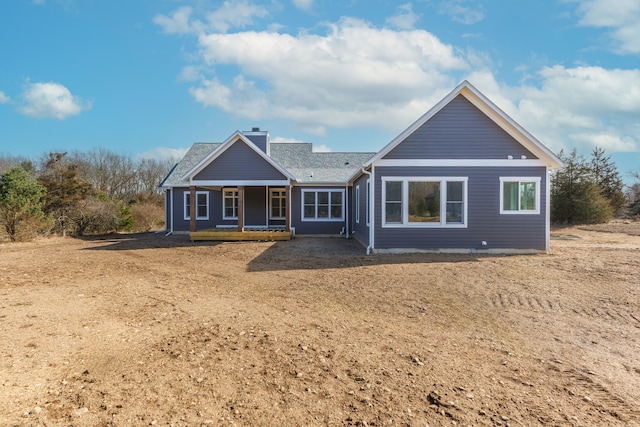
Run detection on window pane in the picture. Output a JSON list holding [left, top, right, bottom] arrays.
[[317, 206, 329, 218], [317, 192, 329, 204], [408, 181, 440, 223], [503, 182, 518, 211], [225, 206, 235, 218], [447, 181, 463, 202], [331, 191, 342, 205], [331, 205, 342, 219], [271, 207, 280, 218], [386, 181, 402, 201], [446, 202, 463, 223], [385, 202, 402, 223], [520, 182, 536, 210], [304, 192, 315, 205], [303, 205, 315, 218]]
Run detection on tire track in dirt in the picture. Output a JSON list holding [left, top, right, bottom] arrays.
[[488, 293, 640, 326], [546, 362, 640, 423]]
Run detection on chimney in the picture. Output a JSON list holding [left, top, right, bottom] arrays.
[[243, 127, 270, 155]]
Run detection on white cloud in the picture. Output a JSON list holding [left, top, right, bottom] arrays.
[[137, 147, 189, 161], [386, 3, 419, 30], [574, 0, 640, 54], [292, 0, 314, 12], [0, 91, 10, 104], [438, 0, 485, 25], [312, 144, 332, 153], [189, 17, 468, 134], [154, 1, 268, 34], [154, 6, 196, 34], [19, 82, 91, 119]]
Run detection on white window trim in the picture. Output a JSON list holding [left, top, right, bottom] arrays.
[[355, 185, 360, 224], [301, 189, 345, 222], [222, 189, 239, 220], [381, 177, 468, 228], [366, 179, 370, 227], [184, 191, 209, 221], [499, 177, 541, 215], [269, 188, 287, 220]]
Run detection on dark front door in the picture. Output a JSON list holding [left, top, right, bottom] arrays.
[[244, 187, 267, 227]]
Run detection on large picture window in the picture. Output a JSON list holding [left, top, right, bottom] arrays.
[[184, 191, 209, 220], [223, 189, 239, 219], [270, 189, 286, 219], [500, 177, 540, 214], [382, 177, 467, 227], [302, 189, 344, 221]]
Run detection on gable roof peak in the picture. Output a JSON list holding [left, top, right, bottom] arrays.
[[365, 80, 563, 169]]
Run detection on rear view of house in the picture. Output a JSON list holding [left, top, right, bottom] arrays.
[[161, 81, 563, 253]]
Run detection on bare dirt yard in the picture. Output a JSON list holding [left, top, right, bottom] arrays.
[[1, 223, 639, 426]]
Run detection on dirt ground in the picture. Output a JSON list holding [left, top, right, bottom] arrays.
[[1, 223, 639, 426]]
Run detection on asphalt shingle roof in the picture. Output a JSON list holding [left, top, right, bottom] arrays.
[[161, 141, 375, 187]]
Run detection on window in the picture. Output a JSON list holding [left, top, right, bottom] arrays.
[[302, 189, 344, 221], [270, 189, 286, 219], [500, 177, 540, 214], [366, 179, 370, 226], [355, 185, 360, 224], [223, 189, 239, 219], [184, 191, 209, 220], [382, 177, 467, 227]]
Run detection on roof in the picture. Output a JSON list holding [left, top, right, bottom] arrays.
[[160, 141, 375, 187], [364, 80, 564, 170], [269, 143, 375, 183], [160, 143, 220, 188]]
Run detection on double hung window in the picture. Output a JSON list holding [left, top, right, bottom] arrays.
[[500, 177, 540, 214], [184, 191, 209, 220], [223, 189, 239, 219], [302, 189, 344, 221], [270, 189, 286, 219], [382, 177, 467, 227]]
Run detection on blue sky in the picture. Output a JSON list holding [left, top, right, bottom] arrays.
[[1, 0, 639, 183]]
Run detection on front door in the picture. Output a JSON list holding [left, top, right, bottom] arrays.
[[244, 187, 267, 227]]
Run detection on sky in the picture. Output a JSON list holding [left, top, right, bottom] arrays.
[[0, 0, 639, 183]]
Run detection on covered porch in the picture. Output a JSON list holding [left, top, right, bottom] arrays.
[[188, 184, 292, 241]]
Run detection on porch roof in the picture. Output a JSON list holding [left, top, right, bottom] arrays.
[[161, 141, 375, 187]]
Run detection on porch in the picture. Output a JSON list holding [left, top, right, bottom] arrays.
[[190, 227, 293, 241]]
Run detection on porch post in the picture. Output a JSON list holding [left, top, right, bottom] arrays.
[[285, 185, 291, 232], [237, 186, 244, 232], [189, 186, 196, 233]]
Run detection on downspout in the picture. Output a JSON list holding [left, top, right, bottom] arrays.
[[166, 189, 174, 236], [344, 184, 349, 238], [361, 167, 373, 255], [545, 168, 551, 254]]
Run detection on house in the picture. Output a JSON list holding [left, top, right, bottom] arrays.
[[160, 81, 564, 253]]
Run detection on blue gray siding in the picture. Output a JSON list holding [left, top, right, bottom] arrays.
[[290, 186, 346, 235], [194, 141, 286, 181], [244, 134, 268, 153], [171, 187, 221, 232], [373, 166, 547, 250], [384, 95, 537, 160], [351, 173, 370, 247]]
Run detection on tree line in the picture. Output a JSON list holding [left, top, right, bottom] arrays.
[[551, 147, 639, 224], [1, 146, 639, 242], [0, 150, 175, 241]]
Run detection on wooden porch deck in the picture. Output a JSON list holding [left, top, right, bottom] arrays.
[[190, 228, 292, 241]]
